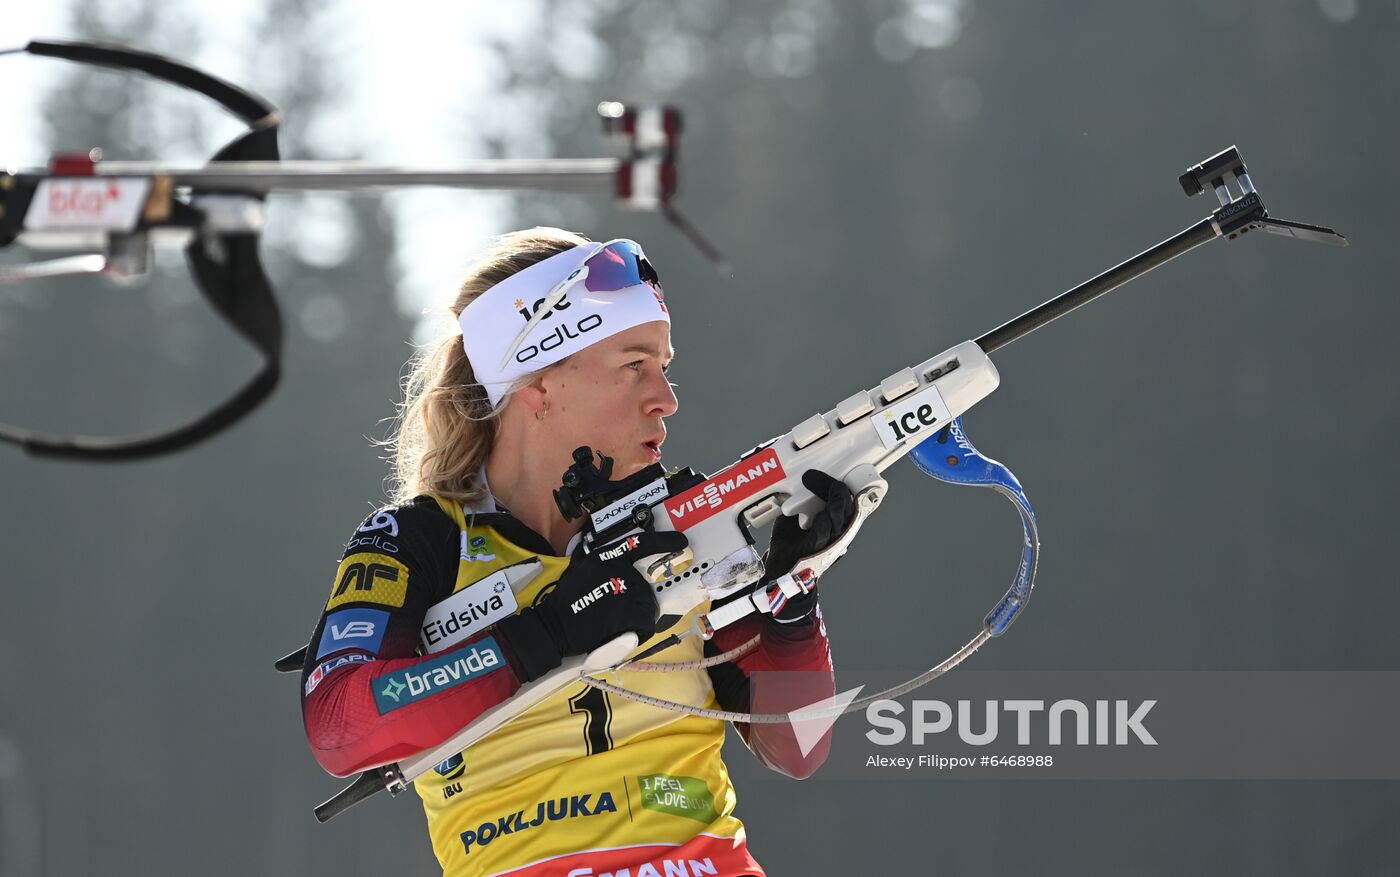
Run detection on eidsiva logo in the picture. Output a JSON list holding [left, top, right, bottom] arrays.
[[419, 572, 517, 653], [315, 608, 389, 658], [373, 637, 506, 714]]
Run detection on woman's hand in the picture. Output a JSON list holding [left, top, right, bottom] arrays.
[[762, 469, 855, 623], [495, 530, 689, 682]]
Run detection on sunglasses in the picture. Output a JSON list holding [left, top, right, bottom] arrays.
[[500, 239, 664, 369]]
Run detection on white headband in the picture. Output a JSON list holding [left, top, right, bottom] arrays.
[[458, 241, 670, 408]]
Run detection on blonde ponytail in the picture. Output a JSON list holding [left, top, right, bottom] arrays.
[[385, 227, 591, 504]]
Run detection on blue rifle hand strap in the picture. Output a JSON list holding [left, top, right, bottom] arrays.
[[907, 417, 1040, 635]]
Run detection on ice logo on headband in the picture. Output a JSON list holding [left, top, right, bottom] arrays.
[[459, 239, 670, 409], [514, 293, 571, 322], [508, 288, 603, 364]]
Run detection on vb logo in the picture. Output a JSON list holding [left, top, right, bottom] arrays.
[[330, 620, 377, 640], [334, 562, 400, 597]]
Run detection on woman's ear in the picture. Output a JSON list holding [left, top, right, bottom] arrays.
[[514, 376, 549, 416]]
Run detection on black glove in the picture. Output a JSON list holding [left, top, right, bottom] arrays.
[[762, 469, 855, 623], [496, 529, 689, 682]]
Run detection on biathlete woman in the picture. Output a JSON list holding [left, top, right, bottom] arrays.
[[299, 228, 854, 876]]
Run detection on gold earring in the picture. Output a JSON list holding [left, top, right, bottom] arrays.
[[535, 407, 548, 421]]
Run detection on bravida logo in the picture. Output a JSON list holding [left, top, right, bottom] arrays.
[[316, 607, 390, 658], [662, 448, 786, 531], [373, 637, 506, 714]]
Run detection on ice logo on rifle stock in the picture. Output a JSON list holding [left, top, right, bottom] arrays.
[[873, 384, 952, 449]]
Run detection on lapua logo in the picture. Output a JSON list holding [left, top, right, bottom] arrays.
[[662, 449, 786, 531], [304, 651, 374, 695]]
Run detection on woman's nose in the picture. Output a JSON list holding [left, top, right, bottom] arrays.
[[645, 367, 678, 417]]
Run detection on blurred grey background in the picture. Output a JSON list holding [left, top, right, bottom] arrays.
[[2, 1, 1397, 874]]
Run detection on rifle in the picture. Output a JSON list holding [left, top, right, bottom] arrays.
[[296, 145, 1345, 820]]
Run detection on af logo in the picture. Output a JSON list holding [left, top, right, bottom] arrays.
[[334, 563, 398, 596], [327, 553, 409, 610]]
